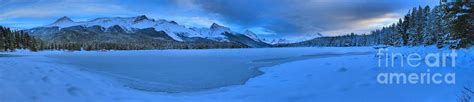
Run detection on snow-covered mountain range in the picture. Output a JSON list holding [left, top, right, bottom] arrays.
[[43, 15, 235, 42], [26, 15, 271, 48]]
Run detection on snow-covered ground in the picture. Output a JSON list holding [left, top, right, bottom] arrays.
[[0, 47, 473, 102]]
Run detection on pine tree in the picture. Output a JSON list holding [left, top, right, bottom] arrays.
[[439, 1, 473, 48], [397, 16, 410, 46]]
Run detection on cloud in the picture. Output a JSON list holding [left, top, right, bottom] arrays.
[[168, 16, 222, 28], [0, 0, 132, 19], [0, 0, 137, 28], [174, 0, 200, 10], [248, 27, 277, 35], [322, 13, 401, 35], [192, 0, 438, 36]]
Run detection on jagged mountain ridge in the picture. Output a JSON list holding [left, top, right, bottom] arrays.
[[26, 15, 271, 48]]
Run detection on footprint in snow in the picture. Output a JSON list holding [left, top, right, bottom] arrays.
[[29, 96, 38, 101], [337, 67, 348, 72], [41, 76, 49, 83], [67, 86, 82, 96]]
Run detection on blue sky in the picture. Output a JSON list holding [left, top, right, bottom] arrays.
[[0, 0, 438, 38]]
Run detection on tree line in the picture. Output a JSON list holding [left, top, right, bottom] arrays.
[[42, 41, 247, 51], [285, 2, 473, 49], [0, 26, 42, 52]]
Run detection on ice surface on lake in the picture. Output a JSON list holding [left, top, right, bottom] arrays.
[[47, 48, 374, 92]]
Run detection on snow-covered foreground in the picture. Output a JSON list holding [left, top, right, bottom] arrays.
[[0, 47, 473, 102]]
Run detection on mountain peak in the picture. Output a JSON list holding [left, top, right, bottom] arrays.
[[54, 16, 74, 23], [243, 30, 261, 42], [46, 16, 75, 27], [210, 23, 221, 28], [170, 21, 178, 24], [210, 23, 230, 31], [134, 15, 149, 22]]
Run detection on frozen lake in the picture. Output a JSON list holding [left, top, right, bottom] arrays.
[[3, 47, 472, 101], [46, 48, 374, 92]]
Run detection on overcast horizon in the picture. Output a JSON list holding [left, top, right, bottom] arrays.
[[0, 0, 438, 39]]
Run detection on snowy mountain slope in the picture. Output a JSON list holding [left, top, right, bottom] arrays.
[[261, 38, 294, 45], [188, 23, 233, 42], [44, 15, 191, 41], [223, 32, 270, 48], [26, 15, 271, 48], [27, 27, 61, 37], [262, 33, 323, 45], [46, 16, 76, 28], [41, 25, 174, 44], [243, 30, 261, 42]]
